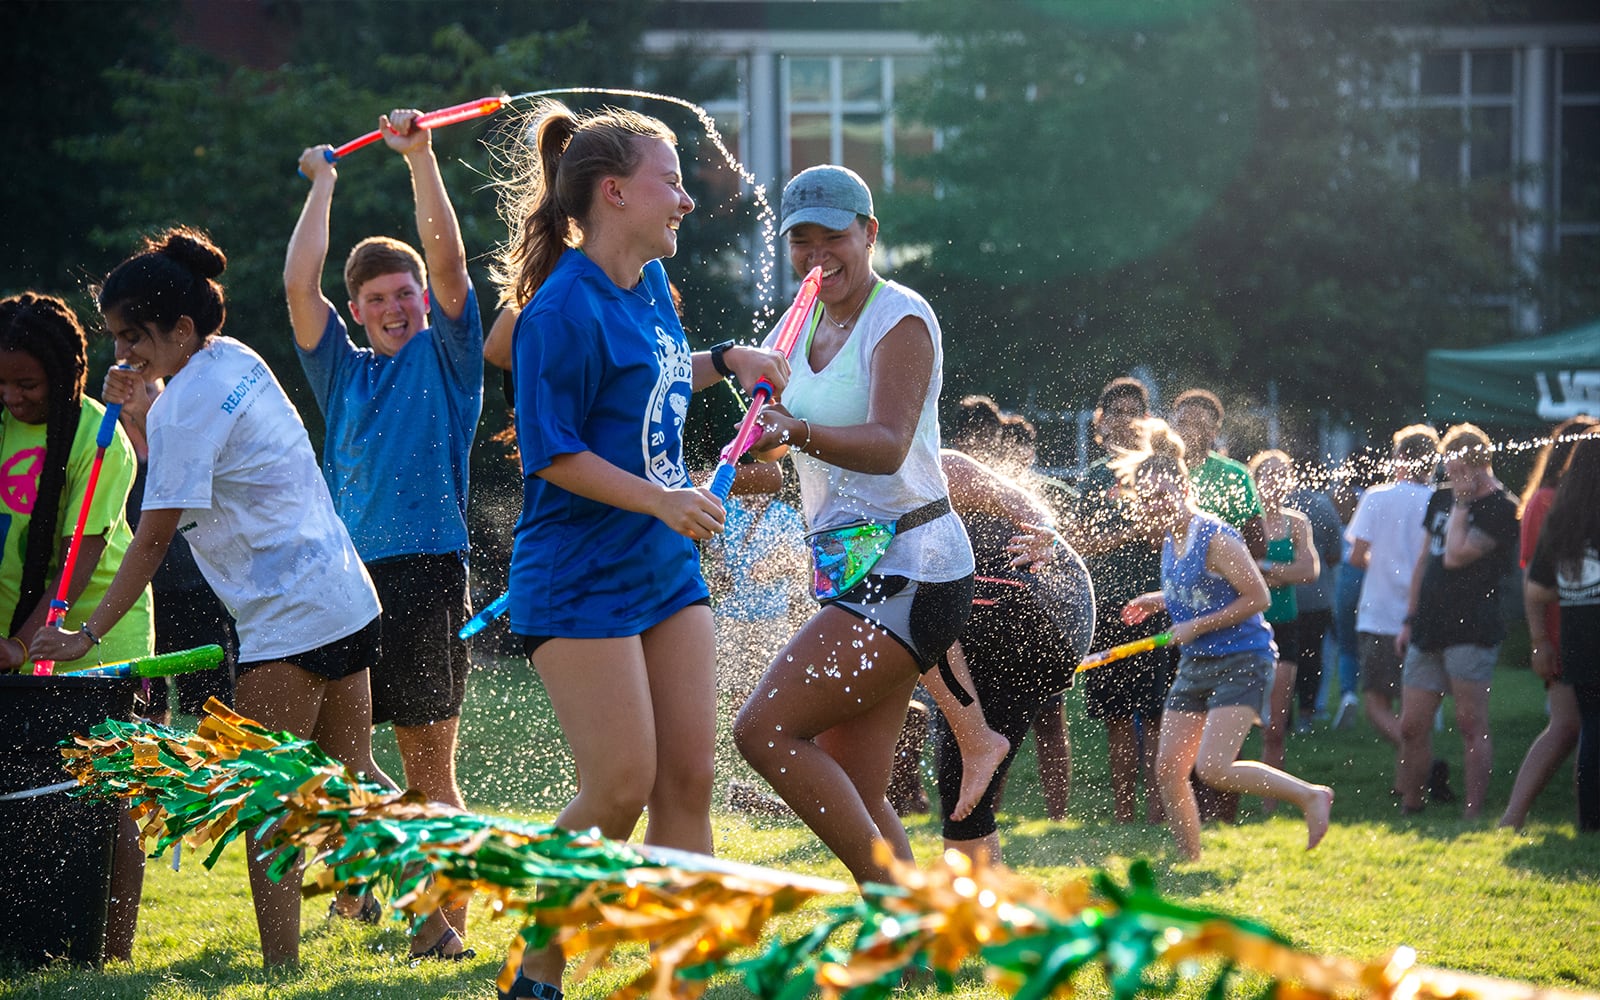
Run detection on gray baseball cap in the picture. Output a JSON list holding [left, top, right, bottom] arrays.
[[778, 165, 874, 235]]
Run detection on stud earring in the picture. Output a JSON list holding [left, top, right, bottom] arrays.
[[617, 200, 626, 208]]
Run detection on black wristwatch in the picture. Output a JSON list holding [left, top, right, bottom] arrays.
[[709, 340, 736, 380]]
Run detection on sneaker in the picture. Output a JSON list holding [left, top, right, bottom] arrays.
[[1427, 759, 1456, 804], [1331, 692, 1359, 730]]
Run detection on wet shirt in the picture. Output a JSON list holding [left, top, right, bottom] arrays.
[[298, 285, 483, 562], [1410, 487, 1519, 650], [1161, 513, 1274, 658], [773, 279, 973, 584], [509, 250, 706, 637], [144, 337, 380, 661]]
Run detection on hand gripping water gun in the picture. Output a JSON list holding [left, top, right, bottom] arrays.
[[33, 379, 129, 676], [707, 265, 823, 501], [1075, 632, 1174, 674], [322, 96, 505, 164], [71, 644, 226, 679]]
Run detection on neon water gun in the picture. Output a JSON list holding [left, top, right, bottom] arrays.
[[322, 96, 505, 164], [1076, 632, 1174, 674], [71, 645, 226, 679], [707, 265, 823, 501]]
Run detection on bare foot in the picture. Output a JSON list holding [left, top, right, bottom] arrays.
[[1304, 785, 1334, 851], [950, 730, 1011, 822]]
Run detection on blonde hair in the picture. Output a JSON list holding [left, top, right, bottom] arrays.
[[1247, 448, 1292, 475], [1440, 422, 1494, 468], [1110, 417, 1189, 487], [494, 100, 677, 308]]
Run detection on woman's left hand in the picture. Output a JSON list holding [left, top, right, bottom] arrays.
[[1170, 619, 1202, 647], [28, 626, 92, 665], [751, 402, 801, 455], [725, 345, 790, 398], [1006, 522, 1061, 572]]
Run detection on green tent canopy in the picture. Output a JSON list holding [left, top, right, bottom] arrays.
[[1426, 319, 1600, 428]]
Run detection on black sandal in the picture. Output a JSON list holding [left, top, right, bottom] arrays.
[[327, 888, 382, 924], [409, 924, 476, 965], [498, 971, 563, 1000]]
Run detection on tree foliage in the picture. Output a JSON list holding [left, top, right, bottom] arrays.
[[0, 0, 755, 580], [890, 0, 1527, 452]]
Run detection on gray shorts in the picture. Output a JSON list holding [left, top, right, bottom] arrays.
[[1164, 650, 1273, 720], [1358, 632, 1404, 697], [1402, 643, 1498, 693]]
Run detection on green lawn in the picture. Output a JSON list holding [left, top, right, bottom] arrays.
[[4, 633, 1598, 999]]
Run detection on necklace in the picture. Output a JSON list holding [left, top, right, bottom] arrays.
[[624, 272, 655, 308], [823, 277, 875, 329]]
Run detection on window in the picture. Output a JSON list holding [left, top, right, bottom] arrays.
[[1415, 48, 1517, 188], [781, 53, 934, 194], [1554, 48, 1600, 325]]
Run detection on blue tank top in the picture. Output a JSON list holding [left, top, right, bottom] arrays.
[[1162, 513, 1274, 657]]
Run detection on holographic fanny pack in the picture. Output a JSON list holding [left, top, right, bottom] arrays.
[[806, 497, 952, 603]]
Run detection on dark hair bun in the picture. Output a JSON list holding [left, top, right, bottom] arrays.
[[154, 226, 227, 280]]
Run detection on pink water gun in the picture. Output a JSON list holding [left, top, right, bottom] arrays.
[[708, 266, 823, 500]]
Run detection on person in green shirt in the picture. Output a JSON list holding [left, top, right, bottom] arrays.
[[1171, 389, 1267, 559]]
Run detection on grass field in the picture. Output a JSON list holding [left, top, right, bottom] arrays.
[[4, 629, 1599, 1000]]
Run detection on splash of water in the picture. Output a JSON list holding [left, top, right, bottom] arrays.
[[503, 86, 780, 339]]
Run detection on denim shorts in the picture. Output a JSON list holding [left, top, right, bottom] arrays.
[[1164, 649, 1274, 720], [1402, 643, 1498, 693]]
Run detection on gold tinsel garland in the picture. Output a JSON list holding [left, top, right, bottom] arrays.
[[57, 699, 1588, 1000]]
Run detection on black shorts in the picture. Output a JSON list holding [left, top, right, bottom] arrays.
[[830, 573, 975, 673], [238, 615, 381, 683], [1081, 612, 1177, 721], [1269, 618, 1302, 663], [522, 597, 713, 658], [367, 554, 472, 727]]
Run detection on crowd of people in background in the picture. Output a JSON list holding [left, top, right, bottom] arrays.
[[3, 97, 1597, 1000]]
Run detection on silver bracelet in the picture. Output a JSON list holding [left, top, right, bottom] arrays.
[[796, 418, 812, 453]]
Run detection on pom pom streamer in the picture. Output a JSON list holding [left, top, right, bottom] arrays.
[[58, 701, 1584, 1000]]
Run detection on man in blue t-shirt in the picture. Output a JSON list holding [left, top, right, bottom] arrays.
[[285, 109, 482, 952]]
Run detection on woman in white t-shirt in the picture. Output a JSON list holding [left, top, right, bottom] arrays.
[[737, 166, 976, 887], [29, 227, 442, 968]]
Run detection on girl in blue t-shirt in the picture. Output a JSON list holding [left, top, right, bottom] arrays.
[[1116, 421, 1333, 862], [492, 101, 786, 1000]]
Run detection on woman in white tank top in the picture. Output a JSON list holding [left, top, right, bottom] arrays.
[[733, 165, 977, 887]]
